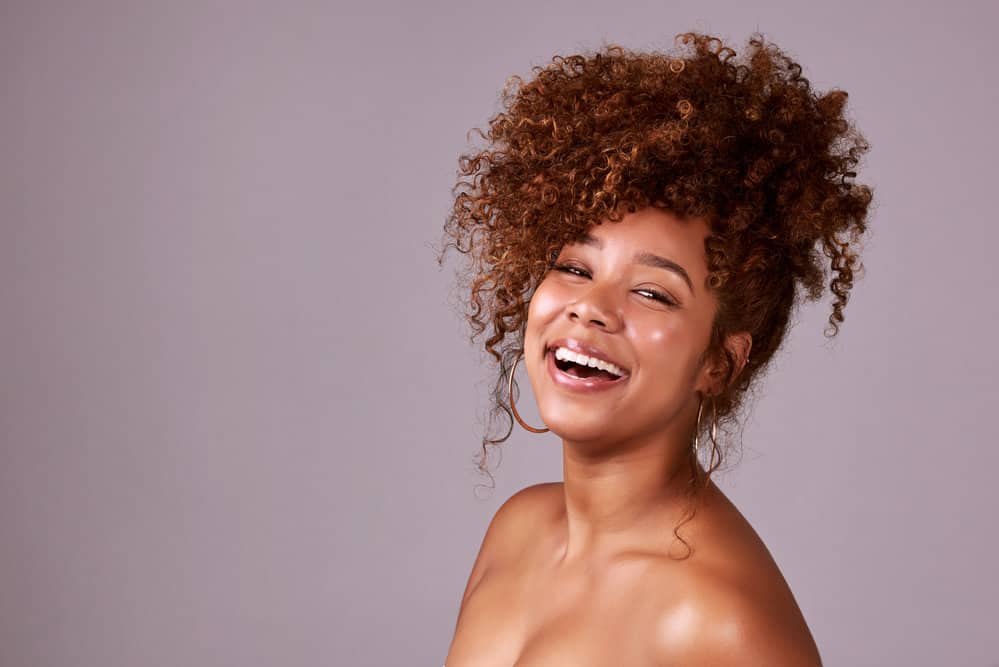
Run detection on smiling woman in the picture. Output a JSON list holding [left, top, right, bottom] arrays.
[[436, 31, 873, 666]]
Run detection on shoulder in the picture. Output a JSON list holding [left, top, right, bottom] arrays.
[[457, 483, 562, 604], [492, 482, 563, 536], [650, 485, 823, 665], [653, 571, 823, 666], [485, 482, 563, 555]]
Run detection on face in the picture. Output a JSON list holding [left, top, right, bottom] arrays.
[[523, 206, 723, 448]]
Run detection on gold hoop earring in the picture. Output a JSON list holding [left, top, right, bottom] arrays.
[[508, 353, 549, 434], [692, 394, 718, 463]]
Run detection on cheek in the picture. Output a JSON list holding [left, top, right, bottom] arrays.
[[527, 281, 563, 328], [630, 311, 694, 368], [524, 281, 563, 356]]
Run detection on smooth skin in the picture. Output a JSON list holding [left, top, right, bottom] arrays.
[[445, 207, 823, 666]]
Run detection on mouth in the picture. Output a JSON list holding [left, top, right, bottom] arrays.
[[544, 339, 630, 392]]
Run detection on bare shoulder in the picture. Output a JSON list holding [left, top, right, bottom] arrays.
[[480, 482, 563, 560], [652, 483, 823, 666], [456, 482, 562, 606], [652, 569, 823, 666]]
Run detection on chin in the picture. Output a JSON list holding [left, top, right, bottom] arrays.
[[537, 406, 619, 443]]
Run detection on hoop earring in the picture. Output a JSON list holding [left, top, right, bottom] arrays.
[[692, 394, 718, 463], [508, 353, 549, 434]]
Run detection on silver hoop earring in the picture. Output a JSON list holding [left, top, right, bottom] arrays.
[[508, 353, 549, 434]]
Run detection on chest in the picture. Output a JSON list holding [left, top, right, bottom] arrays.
[[446, 562, 663, 667]]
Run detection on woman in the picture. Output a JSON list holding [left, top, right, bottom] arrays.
[[438, 31, 873, 666]]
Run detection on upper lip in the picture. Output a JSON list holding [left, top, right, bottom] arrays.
[[546, 337, 630, 375]]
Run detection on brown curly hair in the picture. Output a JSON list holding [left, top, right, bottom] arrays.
[[436, 31, 874, 550]]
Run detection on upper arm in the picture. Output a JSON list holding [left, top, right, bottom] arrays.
[[654, 577, 823, 667], [455, 483, 557, 610]]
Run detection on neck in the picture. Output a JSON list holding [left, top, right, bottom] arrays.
[[555, 403, 703, 564]]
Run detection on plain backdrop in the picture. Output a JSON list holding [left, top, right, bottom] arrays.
[[2, 1, 997, 666]]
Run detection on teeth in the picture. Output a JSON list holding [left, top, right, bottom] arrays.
[[553, 346, 626, 377]]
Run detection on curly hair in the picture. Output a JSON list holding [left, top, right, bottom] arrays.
[[437, 31, 874, 553]]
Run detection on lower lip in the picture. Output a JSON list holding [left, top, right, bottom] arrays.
[[545, 349, 629, 394]]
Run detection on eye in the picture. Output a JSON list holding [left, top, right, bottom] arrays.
[[552, 263, 591, 278], [635, 288, 679, 307]]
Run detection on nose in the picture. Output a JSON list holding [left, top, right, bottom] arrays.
[[567, 282, 622, 331]]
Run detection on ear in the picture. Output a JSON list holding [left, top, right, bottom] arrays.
[[697, 331, 753, 396]]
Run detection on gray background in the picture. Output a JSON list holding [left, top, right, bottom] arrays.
[[2, 1, 996, 666]]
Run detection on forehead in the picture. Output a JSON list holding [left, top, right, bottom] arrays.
[[571, 207, 710, 262]]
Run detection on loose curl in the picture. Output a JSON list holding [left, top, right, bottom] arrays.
[[436, 31, 874, 556]]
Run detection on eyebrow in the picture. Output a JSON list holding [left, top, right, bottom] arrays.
[[576, 232, 695, 294]]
